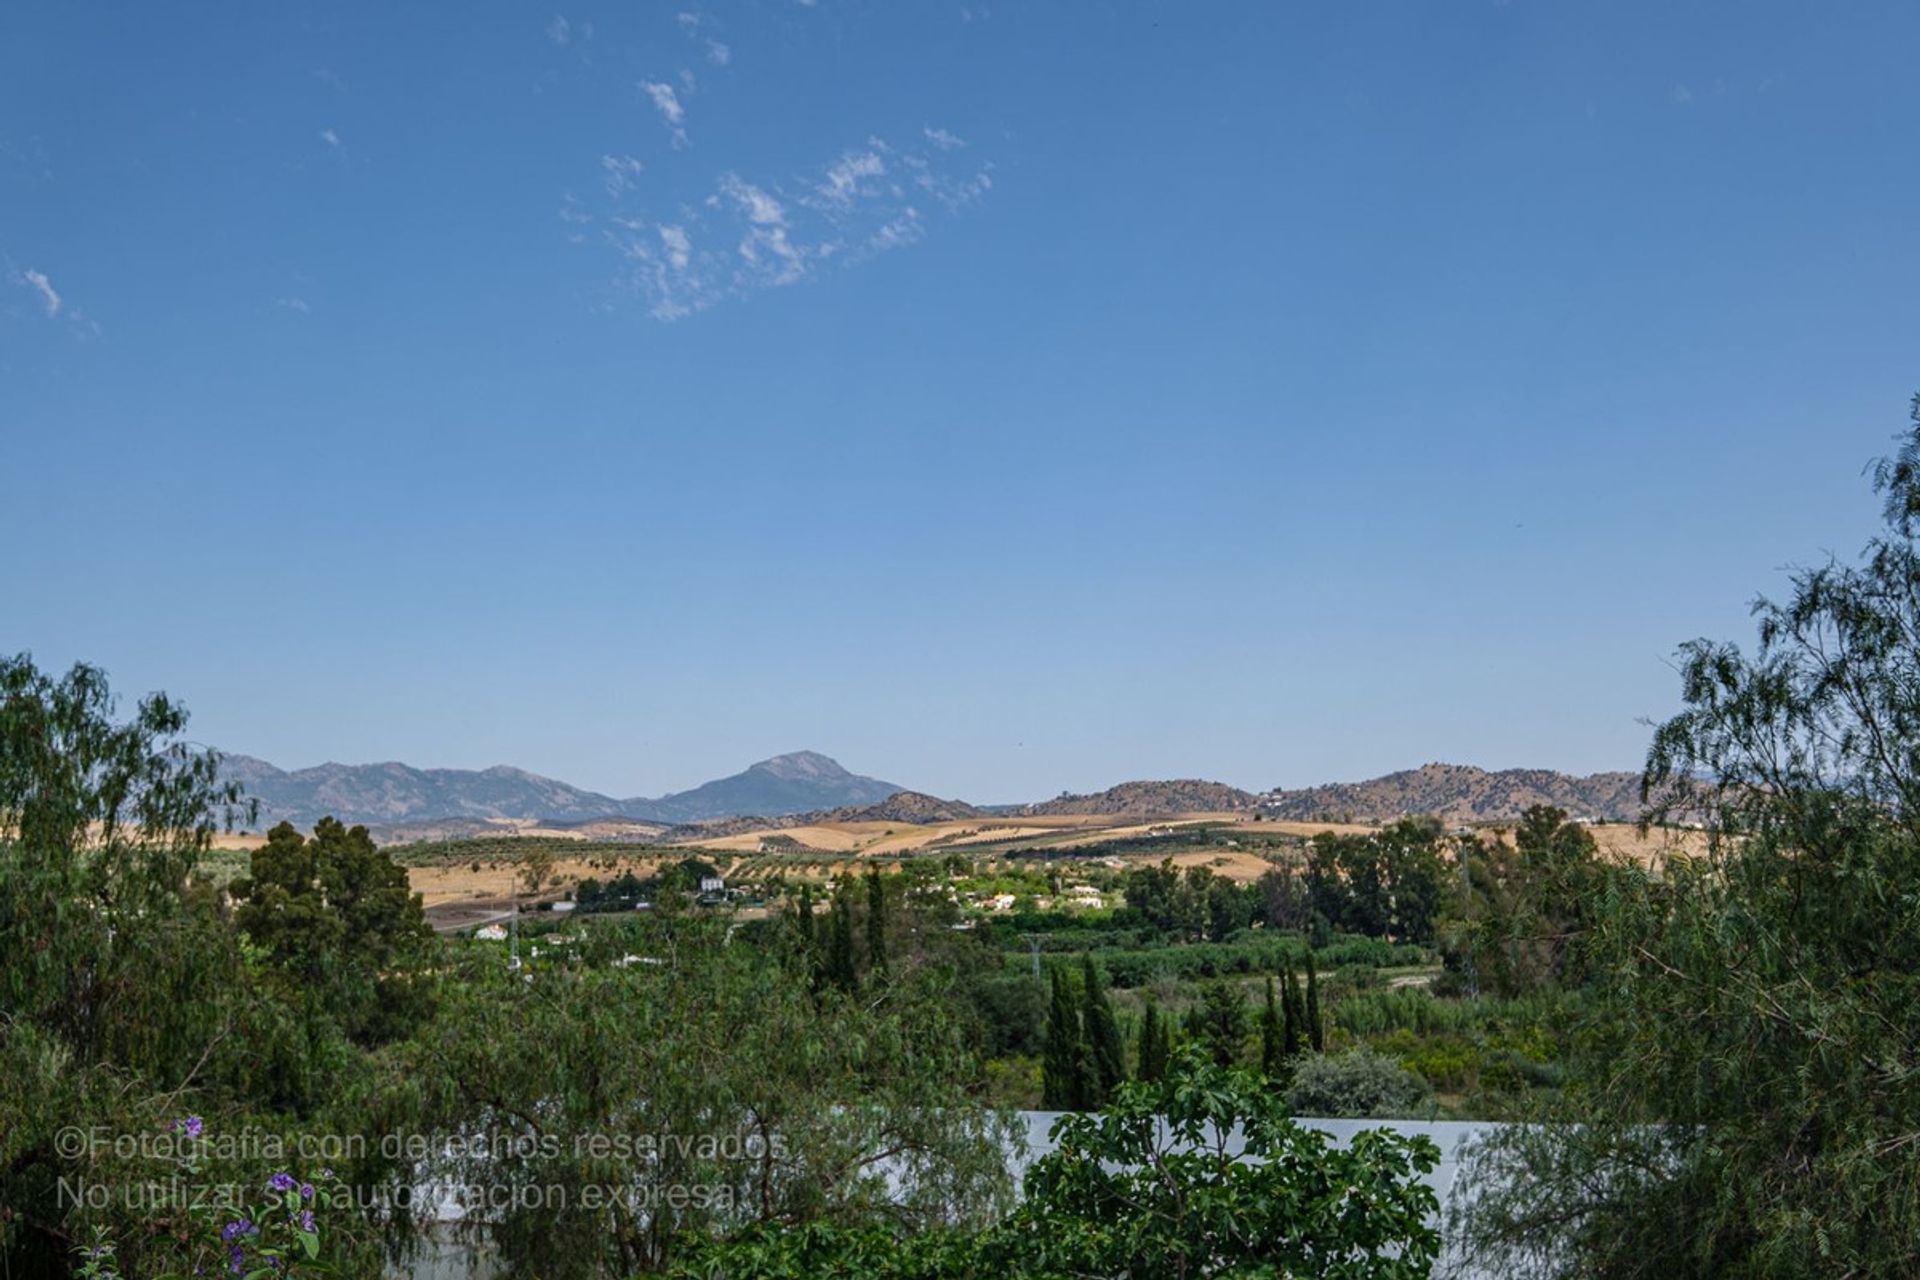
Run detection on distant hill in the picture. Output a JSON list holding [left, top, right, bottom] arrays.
[[630, 751, 904, 824], [1020, 780, 1258, 817], [220, 756, 628, 830], [221, 750, 907, 830], [1261, 763, 1644, 824], [669, 790, 986, 841]]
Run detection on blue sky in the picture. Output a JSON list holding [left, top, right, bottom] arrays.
[[4, 1, 1918, 802]]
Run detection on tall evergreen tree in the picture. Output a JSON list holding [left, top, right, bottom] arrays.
[[826, 881, 858, 990], [1259, 977, 1284, 1078], [865, 869, 888, 973], [1137, 999, 1167, 1083], [794, 881, 822, 989], [1280, 959, 1305, 1057], [1304, 949, 1324, 1053], [1081, 953, 1126, 1104], [1042, 968, 1090, 1109]]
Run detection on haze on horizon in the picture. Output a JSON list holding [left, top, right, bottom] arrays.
[[5, 1, 1917, 801]]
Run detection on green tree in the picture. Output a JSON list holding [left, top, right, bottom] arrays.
[[1041, 969, 1090, 1109], [0, 657, 383, 1275], [230, 818, 433, 1045], [1258, 977, 1284, 1078], [1187, 980, 1248, 1068], [406, 914, 1016, 1276], [1279, 959, 1306, 1057], [1136, 1000, 1168, 1084], [1459, 396, 1920, 1278], [865, 868, 889, 973], [826, 879, 858, 990], [992, 1048, 1441, 1279], [1303, 948, 1324, 1053], [670, 1051, 1444, 1280], [1079, 954, 1125, 1105]]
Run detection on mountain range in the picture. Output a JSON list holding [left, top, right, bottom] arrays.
[[1260, 763, 1646, 824], [221, 750, 904, 830], [219, 751, 1651, 835]]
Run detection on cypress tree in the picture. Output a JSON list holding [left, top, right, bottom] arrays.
[[1280, 959, 1304, 1057], [1043, 968, 1089, 1109], [1260, 976, 1284, 1078], [1081, 953, 1126, 1104], [1305, 948, 1324, 1052], [865, 869, 888, 973], [1137, 1000, 1166, 1083], [826, 882, 857, 990], [795, 882, 820, 988]]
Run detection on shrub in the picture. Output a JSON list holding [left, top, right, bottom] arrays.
[[1286, 1046, 1433, 1119]]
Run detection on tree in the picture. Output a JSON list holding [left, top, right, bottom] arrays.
[[1079, 955, 1126, 1105], [1458, 395, 1920, 1278], [1204, 875, 1247, 942], [0, 657, 386, 1275], [1279, 959, 1306, 1057], [1258, 977, 1284, 1078], [669, 1051, 1444, 1280], [517, 844, 556, 897], [230, 817, 432, 1045], [826, 880, 858, 990], [991, 1049, 1442, 1279], [866, 868, 889, 973], [1042, 969, 1090, 1110], [1303, 948, 1324, 1053], [1255, 862, 1311, 930], [1187, 980, 1248, 1068], [1136, 1000, 1168, 1084], [408, 914, 1017, 1276]]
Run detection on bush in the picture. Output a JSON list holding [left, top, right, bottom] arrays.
[[1286, 1047, 1433, 1119]]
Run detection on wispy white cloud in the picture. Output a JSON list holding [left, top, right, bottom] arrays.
[[547, 15, 573, 45], [276, 296, 311, 314], [814, 149, 886, 207], [658, 224, 693, 271], [923, 125, 965, 151], [640, 80, 685, 126], [19, 268, 60, 317], [639, 80, 690, 147], [706, 40, 731, 66], [1671, 83, 1693, 106], [595, 129, 992, 321], [602, 154, 645, 197], [320, 128, 341, 149]]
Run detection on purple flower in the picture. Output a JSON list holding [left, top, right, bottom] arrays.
[[318, 1166, 333, 1179], [268, 1172, 296, 1192], [227, 1244, 245, 1274], [299, 1182, 314, 1200], [221, 1219, 254, 1242], [298, 1208, 316, 1233], [184, 1116, 203, 1138]]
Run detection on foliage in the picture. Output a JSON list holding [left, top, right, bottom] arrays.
[[1186, 980, 1250, 1068], [1306, 821, 1449, 944], [230, 818, 433, 1046], [399, 913, 1017, 1277], [1285, 1047, 1433, 1119], [1041, 969, 1090, 1110], [1439, 806, 1602, 997], [1456, 395, 1920, 1278], [1079, 955, 1126, 1106], [671, 1050, 1443, 1280], [1135, 999, 1169, 1083], [1121, 860, 1255, 943]]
